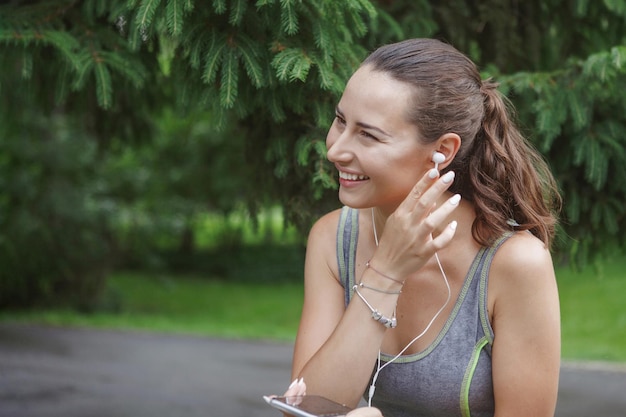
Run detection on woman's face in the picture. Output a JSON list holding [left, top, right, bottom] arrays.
[[326, 65, 430, 215]]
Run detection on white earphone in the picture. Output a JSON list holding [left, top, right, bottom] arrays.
[[432, 152, 445, 171]]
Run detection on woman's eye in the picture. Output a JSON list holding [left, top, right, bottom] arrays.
[[361, 131, 379, 141], [335, 115, 346, 125]]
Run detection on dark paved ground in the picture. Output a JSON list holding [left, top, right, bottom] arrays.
[[0, 323, 625, 417]]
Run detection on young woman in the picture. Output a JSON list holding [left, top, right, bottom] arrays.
[[282, 38, 561, 417]]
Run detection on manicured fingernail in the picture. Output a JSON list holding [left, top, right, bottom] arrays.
[[449, 194, 461, 205], [289, 378, 298, 389], [450, 220, 458, 230], [442, 171, 455, 184], [428, 168, 438, 179]]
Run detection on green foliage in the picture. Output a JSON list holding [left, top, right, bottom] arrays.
[[0, 117, 112, 308], [0, 0, 378, 307], [499, 44, 626, 264], [1, 0, 626, 308], [104, 109, 255, 267]]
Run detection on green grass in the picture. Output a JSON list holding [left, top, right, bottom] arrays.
[[1, 252, 625, 362], [1, 272, 304, 341], [557, 255, 626, 362]]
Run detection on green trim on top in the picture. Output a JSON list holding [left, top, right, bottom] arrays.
[[460, 336, 491, 417], [347, 207, 359, 297], [337, 206, 350, 287], [478, 232, 513, 345]]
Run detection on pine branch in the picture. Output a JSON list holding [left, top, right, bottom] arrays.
[[73, 50, 95, 90], [94, 60, 112, 109], [272, 47, 311, 82], [255, 0, 276, 6], [165, 0, 185, 36], [311, 99, 332, 128], [229, 0, 248, 26], [100, 50, 147, 87], [280, 0, 299, 35], [219, 46, 239, 108], [236, 33, 266, 88], [183, 22, 208, 69], [135, 0, 163, 30], [202, 31, 227, 84], [0, 29, 81, 70], [212, 0, 227, 14]]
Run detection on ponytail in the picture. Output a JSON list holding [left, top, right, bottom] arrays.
[[463, 79, 561, 247]]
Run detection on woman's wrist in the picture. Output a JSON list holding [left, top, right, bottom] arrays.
[[366, 260, 404, 285]]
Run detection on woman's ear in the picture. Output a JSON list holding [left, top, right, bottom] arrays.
[[432, 133, 461, 170]]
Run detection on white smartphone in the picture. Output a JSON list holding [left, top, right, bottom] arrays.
[[263, 395, 352, 417]]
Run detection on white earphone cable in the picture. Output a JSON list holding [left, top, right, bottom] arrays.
[[368, 201, 452, 406]]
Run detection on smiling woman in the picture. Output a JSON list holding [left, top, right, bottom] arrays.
[[269, 38, 562, 417], [328, 69, 424, 215]]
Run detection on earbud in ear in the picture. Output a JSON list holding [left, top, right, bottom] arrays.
[[432, 152, 445, 171]]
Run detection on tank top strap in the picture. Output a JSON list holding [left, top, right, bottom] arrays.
[[477, 232, 515, 345], [336, 206, 359, 307]]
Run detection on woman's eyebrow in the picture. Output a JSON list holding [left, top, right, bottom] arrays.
[[335, 106, 392, 137]]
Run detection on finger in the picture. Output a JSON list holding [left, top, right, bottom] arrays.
[[408, 171, 456, 218], [414, 171, 454, 214], [396, 168, 440, 214], [295, 378, 306, 396], [422, 194, 461, 249], [284, 377, 306, 402], [282, 378, 299, 396], [430, 220, 458, 252], [399, 170, 455, 217]]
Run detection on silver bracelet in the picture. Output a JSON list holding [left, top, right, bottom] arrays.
[[356, 281, 402, 295], [366, 260, 404, 285], [353, 285, 397, 328]]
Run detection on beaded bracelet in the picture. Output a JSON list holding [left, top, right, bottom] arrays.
[[366, 260, 404, 285], [353, 285, 397, 328]]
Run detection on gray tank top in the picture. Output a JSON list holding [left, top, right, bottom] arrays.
[[337, 206, 512, 417]]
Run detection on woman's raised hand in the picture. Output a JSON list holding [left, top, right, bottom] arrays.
[[370, 169, 460, 280]]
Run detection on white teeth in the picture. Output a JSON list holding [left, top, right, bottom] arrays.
[[339, 171, 369, 181]]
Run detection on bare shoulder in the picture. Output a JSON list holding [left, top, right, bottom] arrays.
[[304, 208, 345, 282], [493, 232, 554, 277], [307, 208, 344, 250], [489, 232, 556, 305], [308, 208, 343, 239], [489, 231, 557, 298]]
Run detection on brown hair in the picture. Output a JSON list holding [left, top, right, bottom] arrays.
[[362, 38, 561, 247]]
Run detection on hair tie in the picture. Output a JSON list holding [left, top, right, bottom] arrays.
[[480, 78, 499, 94]]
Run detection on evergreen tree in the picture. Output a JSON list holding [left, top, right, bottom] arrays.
[[0, 0, 377, 306], [1, 0, 625, 306]]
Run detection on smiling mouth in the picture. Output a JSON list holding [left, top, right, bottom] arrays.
[[339, 171, 370, 181]]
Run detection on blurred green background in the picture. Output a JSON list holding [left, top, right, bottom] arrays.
[[1, 0, 625, 363]]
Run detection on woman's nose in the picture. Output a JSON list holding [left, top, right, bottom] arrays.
[[326, 129, 352, 163]]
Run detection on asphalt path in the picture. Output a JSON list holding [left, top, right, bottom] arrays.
[[0, 323, 625, 417]]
